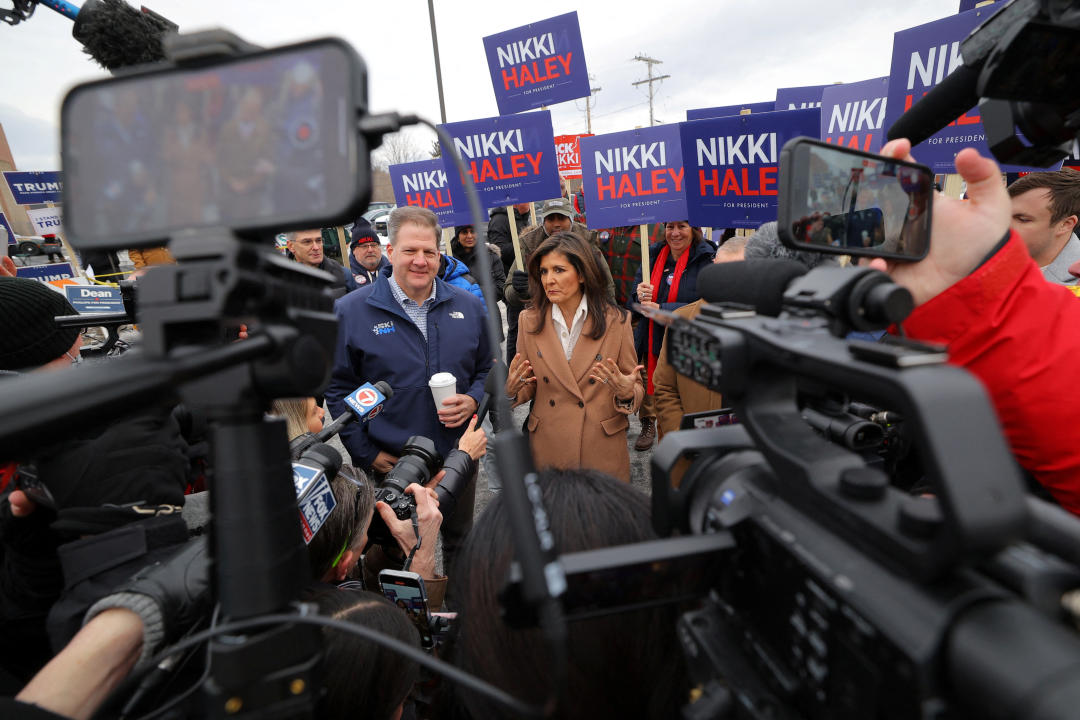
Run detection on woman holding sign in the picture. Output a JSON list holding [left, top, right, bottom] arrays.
[[632, 221, 717, 450], [505, 233, 643, 482]]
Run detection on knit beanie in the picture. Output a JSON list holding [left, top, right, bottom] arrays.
[[0, 277, 80, 370], [349, 222, 380, 248]]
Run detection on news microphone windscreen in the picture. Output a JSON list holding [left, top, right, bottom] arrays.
[[886, 64, 981, 148], [698, 260, 808, 317], [72, 0, 172, 71], [373, 381, 393, 399]]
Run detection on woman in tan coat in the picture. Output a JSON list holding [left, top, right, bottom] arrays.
[[505, 233, 643, 482]]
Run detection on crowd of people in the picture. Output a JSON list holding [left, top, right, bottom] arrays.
[[1, 137, 1079, 718]]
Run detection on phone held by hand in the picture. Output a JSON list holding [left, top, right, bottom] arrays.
[[378, 568, 435, 649], [777, 137, 934, 262]]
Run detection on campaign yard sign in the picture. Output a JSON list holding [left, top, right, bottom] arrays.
[[579, 124, 687, 228], [775, 84, 833, 111], [65, 284, 125, 314], [483, 11, 590, 115], [389, 159, 471, 227], [16, 262, 76, 291], [3, 171, 63, 205], [438, 110, 560, 209], [821, 77, 890, 153], [26, 206, 64, 236], [686, 101, 774, 121], [555, 133, 592, 179], [883, 5, 1058, 173], [0, 212, 13, 245], [681, 108, 821, 228]]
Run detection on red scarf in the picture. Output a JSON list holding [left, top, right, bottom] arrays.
[[646, 243, 690, 394]]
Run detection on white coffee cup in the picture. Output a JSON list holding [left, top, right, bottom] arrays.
[[429, 372, 458, 411]]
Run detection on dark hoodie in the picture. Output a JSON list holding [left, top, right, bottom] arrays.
[[486, 206, 531, 273]]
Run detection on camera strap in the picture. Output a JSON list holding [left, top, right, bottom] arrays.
[[401, 506, 421, 572]]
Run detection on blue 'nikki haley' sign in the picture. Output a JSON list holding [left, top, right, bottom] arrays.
[[820, 77, 890, 154], [389, 159, 471, 227], [775, 84, 833, 111], [882, 5, 1058, 174], [483, 12, 590, 115], [3, 171, 63, 205], [438, 110, 560, 209], [681, 108, 821, 229], [578, 124, 687, 228], [686, 101, 774, 121]]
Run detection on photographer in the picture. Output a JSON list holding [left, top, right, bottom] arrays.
[[0, 278, 188, 683], [878, 139, 1080, 514]]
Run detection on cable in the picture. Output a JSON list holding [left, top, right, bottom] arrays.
[[122, 611, 546, 719]]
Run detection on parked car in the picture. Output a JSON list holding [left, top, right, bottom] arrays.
[[364, 207, 393, 247], [12, 234, 63, 258]]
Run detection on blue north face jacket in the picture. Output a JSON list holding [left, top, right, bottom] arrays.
[[325, 275, 493, 470]]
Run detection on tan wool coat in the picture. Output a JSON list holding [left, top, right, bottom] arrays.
[[511, 306, 643, 482]]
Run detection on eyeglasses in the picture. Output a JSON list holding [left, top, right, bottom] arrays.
[[294, 237, 323, 247]]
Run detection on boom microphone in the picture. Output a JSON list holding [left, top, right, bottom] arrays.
[[20, 0, 177, 71], [697, 259, 808, 317], [886, 64, 982, 148], [289, 381, 393, 459]]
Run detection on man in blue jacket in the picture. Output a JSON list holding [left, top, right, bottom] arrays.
[[326, 206, 492, 567]]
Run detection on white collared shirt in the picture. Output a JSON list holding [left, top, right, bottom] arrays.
[[551, 294, 589, 361]]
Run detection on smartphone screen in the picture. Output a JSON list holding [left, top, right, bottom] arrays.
[[61, 39, 365, 249], [379, 570, 435, 648], [778, 138, 933, 261]]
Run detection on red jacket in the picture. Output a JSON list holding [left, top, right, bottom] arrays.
[[901, 233, 1080, 515]]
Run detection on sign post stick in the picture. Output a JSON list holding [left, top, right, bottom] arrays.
[[640, 224, 650, 284], [44, 201, 85, 279], [443, 227, 454, 257], [529, 203, 538, 229], [942, 174, 965, 199], [335, 226, 350, 267], [509, 207, 525, 271]]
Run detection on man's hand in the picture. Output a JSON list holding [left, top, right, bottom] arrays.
[[375, 483, 442, 580], [876, 139, 1011, 306], [373, 451, 399, 475], [511, 270, 530, 298], [438, 394, 477, 428], [457, 415, 487, 460], [8, 489, 36, 517]]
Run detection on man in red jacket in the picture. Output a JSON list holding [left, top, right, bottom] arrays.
[[877, 138, 1080, 515]]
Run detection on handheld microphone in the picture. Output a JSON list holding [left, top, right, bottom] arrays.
[[289, 381, 393, 459], [293, 442, 343, 544], [697, 259, 809, 317], [474, 367, 502, 428]]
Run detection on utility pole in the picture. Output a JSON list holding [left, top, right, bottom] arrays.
[[585, 75, 602, 134], [631, 54, 670, 127]]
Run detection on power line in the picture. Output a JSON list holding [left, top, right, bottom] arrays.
[[631, 54, 670, 127]]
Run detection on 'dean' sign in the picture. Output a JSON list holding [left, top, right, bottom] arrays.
[[681, 108, 820, 228], [439, 110, 560, 209], [579, 124, 687, 228], [388, 159, 471, 227], [483, 11, 591, 115]]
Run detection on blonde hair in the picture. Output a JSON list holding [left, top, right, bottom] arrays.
[[270, 397, 313, 441]]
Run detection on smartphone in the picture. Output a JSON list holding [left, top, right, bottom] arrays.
[[777, 137, 933, 262], [61, 38, 371, 250], [378, 569, 435, 648]]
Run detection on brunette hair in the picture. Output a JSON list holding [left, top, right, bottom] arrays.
[[664, 220, 704, 247], [1007, 169, 1080, 226], [525, 232, 625, 340], [308, 589, 420, 720], [449, 469, 687, 719]]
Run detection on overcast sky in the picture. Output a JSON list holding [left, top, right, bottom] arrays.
[[0, 0, 962, 170]]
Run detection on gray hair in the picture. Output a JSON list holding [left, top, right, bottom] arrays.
[[744, 221, 838, 270], [715, 234, 748, 259], [388, 206, 441, 246], [284, 228, 321, 244]]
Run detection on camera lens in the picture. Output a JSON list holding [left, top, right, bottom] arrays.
[[382, 436, 443, 493]]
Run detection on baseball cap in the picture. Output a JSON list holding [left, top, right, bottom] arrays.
[[539, 198, 573, 220]]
